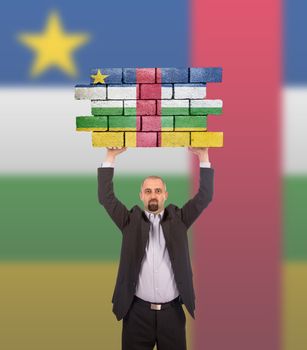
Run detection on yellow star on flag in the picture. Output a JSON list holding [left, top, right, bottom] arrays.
[[18, 11, 89, 77], [91, 69, 109, 84]]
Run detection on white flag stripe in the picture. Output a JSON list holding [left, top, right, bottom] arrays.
[[124, 100, 136, 108], [190, 99, 223, 108], [75, 86, 106, 100], [283, 87, 307, 174], [161, 100, 189, 108], [0, 88, 189, 175], [174, 85, 207, 99], [107, 85, 136, 100], [161, 86, 173, 99], [91, 100, 123, 108]]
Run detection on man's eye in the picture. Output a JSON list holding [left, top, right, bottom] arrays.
[[156, 189, 161, 193]]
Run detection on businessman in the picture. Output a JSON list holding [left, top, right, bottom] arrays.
[[98, 147, 214, 350]]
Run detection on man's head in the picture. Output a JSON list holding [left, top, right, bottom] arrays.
[[139, 176, 168, 214]]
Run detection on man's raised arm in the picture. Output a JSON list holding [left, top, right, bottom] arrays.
[[179, 147, 214, 229], [97, 147, 130, 231]]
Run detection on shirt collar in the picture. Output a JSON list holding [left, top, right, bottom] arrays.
[[144, 209, 164, 221]]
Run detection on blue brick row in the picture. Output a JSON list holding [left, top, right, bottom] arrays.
[[90, 68, 222, 84]]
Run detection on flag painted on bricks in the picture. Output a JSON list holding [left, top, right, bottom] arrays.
[[75, 67, 223, 147]]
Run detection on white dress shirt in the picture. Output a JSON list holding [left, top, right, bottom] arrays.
[[135, 209, 180, 302], [100, 160, 211, 302]]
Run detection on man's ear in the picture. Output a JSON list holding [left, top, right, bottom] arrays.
[[165, 191, 169, 200], [139, 192, 143, 201]]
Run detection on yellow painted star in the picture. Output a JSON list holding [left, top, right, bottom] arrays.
[[91, 69, 109, 84], [18, 11, 89, 77]]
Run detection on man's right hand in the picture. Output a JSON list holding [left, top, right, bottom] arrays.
[[104, 147, 127, 163]]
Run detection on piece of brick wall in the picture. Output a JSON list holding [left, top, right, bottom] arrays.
[[75, 67, 224, 147]]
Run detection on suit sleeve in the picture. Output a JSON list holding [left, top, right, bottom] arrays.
[[97, 167, 130, 231], [179, 167, 214, 229]]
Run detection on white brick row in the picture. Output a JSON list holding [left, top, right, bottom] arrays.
[[161, 85, 173, 99], [107, 85, 136, 100], [91, 100, 123, 108], [75, 86, 106, 100], [190, 99, 223, 108], [174, 84, 207, 99], [124, 100, 136, 108], [161, 100, 189, 108]]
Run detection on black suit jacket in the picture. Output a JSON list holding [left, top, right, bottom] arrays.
[[98, 166, 214, 321]]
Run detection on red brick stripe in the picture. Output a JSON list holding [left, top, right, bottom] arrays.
[[136, 68, 162, 147]]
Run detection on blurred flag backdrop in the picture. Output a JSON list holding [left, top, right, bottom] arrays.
[[0, 1, 306, 350]]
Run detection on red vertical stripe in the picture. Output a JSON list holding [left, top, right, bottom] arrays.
[[191, 1, 281, 350], [136, 68, 162, 146]]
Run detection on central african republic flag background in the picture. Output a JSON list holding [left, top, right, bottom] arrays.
[[0, 0, 306, 349]]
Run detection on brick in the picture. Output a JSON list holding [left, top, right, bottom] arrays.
[[160, 132, 190, 147], [125, 132, 137, 146], [161, 85, 173, 99], [90, 68, 122, 84], [92, 131, 124, 147], [107, 84, 137, 100], [123, 68, 136, 83], [161, 100, 189, 115], [190, 132, 224, 147], [124, 100, 136, 115], [141, 116, 161, 131], [160, 68, 188, 83], [174, 84, 206, 99], [123, 68, 156, 83], [174, 116, 207, 130], [161, 117, 174, 131], [190, 99, 223, 115], [76, 116, 108, 131], [137, 68, 156, 83], [137, 132, 157, 147], [109, 116, 141, 131], [137, 100, 156, 115], [91, 100, 123, 115], [124, 100, 157, 116], [189, 67, 222, 83], [141, 116, 173, 131], [75, 85, 106, 100], [140, 84, 161, 99]]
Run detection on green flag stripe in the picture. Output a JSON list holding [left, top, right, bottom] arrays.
[[284, 176, 307, 260], [190, 107, 222, 115], [76, 116, 108, 128], [0, 175, 189, 261]]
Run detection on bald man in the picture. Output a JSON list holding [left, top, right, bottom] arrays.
[[98, 147, 214, 350]]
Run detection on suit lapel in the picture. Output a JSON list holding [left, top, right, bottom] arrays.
[[161, 211, 174, 260], [140, 213, 150, 254]]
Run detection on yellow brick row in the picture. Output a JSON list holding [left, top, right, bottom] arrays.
[[161, 132, 190, 146], [190, 132, 223, 147], [92, 132, 124, 147], [91, 131, 223, 147]]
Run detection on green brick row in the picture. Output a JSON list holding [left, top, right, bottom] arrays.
[[76, 116, 207, 131], [91, 106, 222, 116]]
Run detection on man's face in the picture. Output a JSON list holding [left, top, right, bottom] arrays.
[[139, 178, 168, 214]]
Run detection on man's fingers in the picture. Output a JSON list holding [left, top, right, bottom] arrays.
[[107, 147, 125, 150]]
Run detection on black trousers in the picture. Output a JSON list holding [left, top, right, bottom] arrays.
[[122, 296, 187, 350]]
